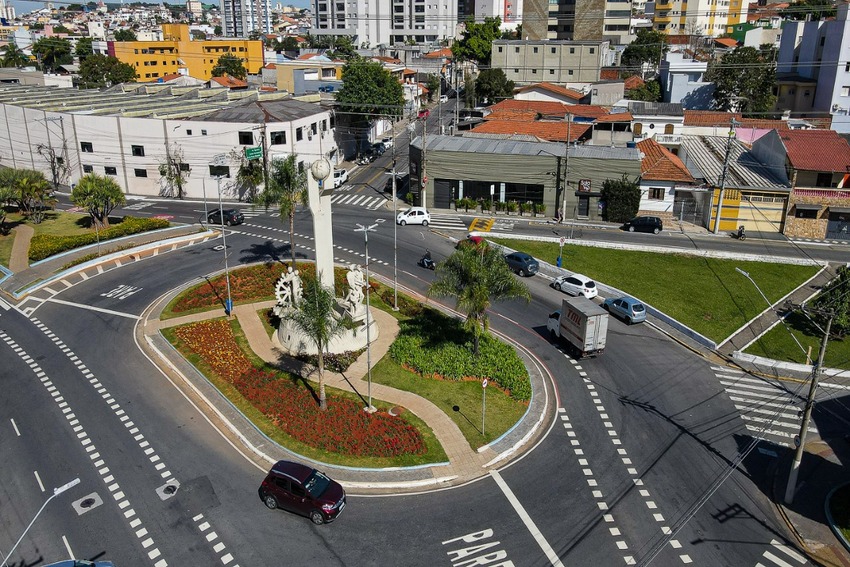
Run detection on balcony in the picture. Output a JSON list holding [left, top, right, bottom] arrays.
[[654, 134, 682, 145]]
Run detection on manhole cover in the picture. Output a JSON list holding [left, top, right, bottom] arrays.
[[389, 406, 405, 416], [80, 498, 96, 508], [72, 492, 103, 515]]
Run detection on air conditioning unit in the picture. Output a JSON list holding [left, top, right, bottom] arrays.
[[308, 130, 313, 140]]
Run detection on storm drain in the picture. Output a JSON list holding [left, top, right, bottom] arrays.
[[72, 492, 103, 515]]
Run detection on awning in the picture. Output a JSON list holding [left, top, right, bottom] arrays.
[[829, 206, 850, 214], [794, 203, 822, 211]]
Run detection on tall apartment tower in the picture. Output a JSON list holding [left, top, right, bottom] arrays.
[[652, 0, 729, 37], [221, 0, 272, 37], [0, 0, 15, 21], [313, 0, 458, 46], [522, 0, 633, 45]]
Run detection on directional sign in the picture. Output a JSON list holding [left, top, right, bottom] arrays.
[[560, 237, 566, 246], [482, 378, 488, 388], [245, 146, 263, 160]]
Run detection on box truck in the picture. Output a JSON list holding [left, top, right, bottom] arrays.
[[547, 296, 609, 358]]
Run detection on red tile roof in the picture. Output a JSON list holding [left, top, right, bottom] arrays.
[[600, 68, 620, 81], [684, 110, 743, 126], [714, 37, 739, 48], [297, 53, 321, 60], [516, 82, 584, 100], [424, 48, 452, 59], [595, 111, 633, 122], [263, 63, 277, 69], [624, 75, 644, 90], [210, 75, 248, 88], [489, 99, 574, 115], [779, 130, 850, 172], [160, 73, 182, 82], [472, 120, 592, 142], [373, 55, 402, 64], [637, 138, 695, 183]]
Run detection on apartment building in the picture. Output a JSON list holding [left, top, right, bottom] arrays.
[[490, 40, 612, 85], [222, 0, 273, 36], [652, 0, 730, 37], [109, 24, 263, 82], [521, 0, 634, 45]]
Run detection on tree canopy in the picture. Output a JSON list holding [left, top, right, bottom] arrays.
[[75, 36, 93, 60], [31, 37, 72, 72], [474, 68, 514, 105], [7, 169, 55, 224], [1, 43, 30, 68], [600, 175, 640, 223], [426, 74, 441, 102], [71, 173, 126, 229], [451, 17, 502, 65], [781, 0, 836, 20], [626, 78, 661, 102], [211, 53, 247, 80], [336, 57, 405, 126], [705, 45, 777, 115], [78, 54, 137, 89], [256, 154, 308, 266], [113, 29, 138, 41], [620, 29, 666, 74]]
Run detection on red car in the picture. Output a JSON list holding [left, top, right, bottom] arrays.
[[259, 460, 346, 524], [418, 108, 430, 119]]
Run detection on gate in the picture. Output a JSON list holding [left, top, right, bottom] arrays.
[[673, 192, 703, 225], [826, 210, 850, 240], [434, 179, 452, 209]]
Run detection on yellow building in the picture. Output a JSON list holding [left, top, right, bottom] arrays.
[[110, 24, 263, 82]]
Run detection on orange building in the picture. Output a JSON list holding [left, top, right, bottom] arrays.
[[109, 24, 264, 82]]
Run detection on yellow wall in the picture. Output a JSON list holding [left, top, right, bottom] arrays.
[[111, 24, 264, 82]]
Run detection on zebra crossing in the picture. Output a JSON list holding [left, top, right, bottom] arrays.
[[239, 204, 469, 231], [713, 366, 815, 447], [754, 539, 809, 567]]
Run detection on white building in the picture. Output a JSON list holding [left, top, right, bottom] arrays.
[[222, 0, 273, 37], [658, 51, 714, 109], [474, 0, 522, 30]]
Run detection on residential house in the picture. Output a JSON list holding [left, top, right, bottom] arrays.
[[628, 101, 685, 140], [635, 138, 696, 223], [658, 51, 714, 109], [514, 82, 586, 104]]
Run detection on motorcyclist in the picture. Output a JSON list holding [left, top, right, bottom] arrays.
[[737, 225, 746, 239], [421, 249, 434, 268]]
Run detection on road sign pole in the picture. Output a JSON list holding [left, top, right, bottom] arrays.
[[482, 378, 488, 436]]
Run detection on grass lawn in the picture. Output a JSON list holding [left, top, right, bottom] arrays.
[[743, 311, 850, 369], [829, 484, 850, 542], [491, 238, 820, 344]]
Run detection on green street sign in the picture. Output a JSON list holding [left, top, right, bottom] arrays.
[[245, 146, 263, 160]]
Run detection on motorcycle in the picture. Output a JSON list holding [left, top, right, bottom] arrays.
[[736, 225, 746, 241], [418, 250, 436, 270]]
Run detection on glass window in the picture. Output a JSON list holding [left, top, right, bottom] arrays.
[[134, 168, 147, 177], [83, 164, 93, 173], [271, 131, 286, 145], [81, 142, 93, 152], [238, 131, 254, 145], [209, 165, 230, 178], [131, 145, 145, 157], [649, 187, 664, 200], [186, 129, 192, 135], [105, 166, 117, 175], [296, 127, 304, 141]]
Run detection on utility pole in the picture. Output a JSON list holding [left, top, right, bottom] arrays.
[[713, 118, 738, 234], [260, 121, 269, 193], [421, 116, 427, 208], [561, 113, 572, 224], [785, 309, 835, 504]]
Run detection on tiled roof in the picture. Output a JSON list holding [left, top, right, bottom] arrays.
[[737, 118, 789, 130], [160, 73, 182, 81], [424, 48, 452, 59], [779, 129, 850, 172], [600, 68, 620, 80], [373, 55, 402, 64], [489, 98, 574, 115], [472, 120, 592, 142], [516, 82, 584, 100], [714, 37, 739, 48], [297, 53, 320, 60], [637, 138, 694, 183], [624, 75, 644, 90], [595, 111, 633, 122], [263, 63, 277, 69], [210, 75, 247, 88], [684, 110, 742, 126]]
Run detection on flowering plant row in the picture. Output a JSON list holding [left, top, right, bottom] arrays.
[[173, 319, 426, 457]]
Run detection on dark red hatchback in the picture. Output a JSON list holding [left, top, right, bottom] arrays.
[[258, 460, 346, 525]]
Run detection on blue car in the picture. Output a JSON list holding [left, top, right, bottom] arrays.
[[602, 296, 647, 324], [504, 252, 538, 276]]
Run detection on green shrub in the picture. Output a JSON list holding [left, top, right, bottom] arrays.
[[533, 203, 546, 215], [495, 201, 505, 212], [506, 200, 519, 214], [29, 216, 170, 261], [481, 198, 493, 212], [520, 202, 533, 214]]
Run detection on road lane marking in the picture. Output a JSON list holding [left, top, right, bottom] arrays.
[[44, 298, 141, 320]]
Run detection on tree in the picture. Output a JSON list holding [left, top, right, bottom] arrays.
[[12, 169, 55, 224], [31, 37, 73, 72], [626, 78, 661, 102], [1, 42, 30, 68], [214, 25, 222, 36], [0, 170, 17, 235], [429, 244, 531, 355], [336, 57, 404, 145], [451, 16, 502, 65], [279, 36, 300, 51], [75, 36, 93, 60], [36, 141, 69, 189], [426, 73, 441, 102], [78, 54, 137, 88], [327, 36, 356, 59], [620, 29, 666, 77], [211, 53, 247, 80], [70, 173, 126, 229], [781, 0, 836, 20], [811, 266, 850, 339], [158, 143, 190, 199], [230, 147, 264, 202], [256, 154, 307, 266], [600, 175, 640, 223], [284, 275, 345, 411], [474, 68, 514, 105], [113, 29, 137, 41], [706, 45, 776, 115]]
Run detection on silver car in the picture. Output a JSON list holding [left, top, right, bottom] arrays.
[[602, 296, 647, 324]]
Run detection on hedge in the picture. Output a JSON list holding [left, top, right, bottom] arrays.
[[29, 217, 171, 261]]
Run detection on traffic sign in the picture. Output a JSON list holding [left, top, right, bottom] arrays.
[[422, 175, 428, 185], [212, 153, 228, 166], [245, 146, 263, 160], [482, 378, 488, 388], [559, 237, 566, 246]]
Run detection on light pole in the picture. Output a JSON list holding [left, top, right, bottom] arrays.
[[391, 144, 399, 311], [215, 175, 233, 316], [735, 267, 806, 355], [713, 118, 739, 234], [354, 222, 378, 413], [2, 477, 80, 567]]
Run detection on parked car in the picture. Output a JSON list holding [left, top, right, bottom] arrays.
[[396, 206, 431, 226], [332, 169, 349, 188], [552, 273, 598, 299], [258, 460, 346, 525], [207, 208, 244, 226], [381, 136, 394, 148], [372, 142, 387, 156], [456, 234, 486, 249], [504, 252, 539, 276], [418, 108, 431, 119], [439, 94, 448, 103], [602, 296, 647, 324], [623, 216, 663, 234]]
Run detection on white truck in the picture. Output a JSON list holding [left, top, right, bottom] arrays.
[[547, 296, 609, 358]]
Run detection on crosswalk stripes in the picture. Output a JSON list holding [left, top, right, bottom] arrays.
[[330, 192, 387, 210], [427, 213, 468, 231], [713, 366, 815, 447], [754, 539, 808, 567]]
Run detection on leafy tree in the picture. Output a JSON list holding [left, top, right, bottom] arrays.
[[327, 36, 356, 59], [53, 24, 71, 34], [78, 54, 137, 88], [158, 143, 190, 199], [71, 173, 126, 229], [214, 25, 222, 36], [1, 42, 30, 68], [284, 275, 345, 411], [12, 169, 55, 224], [706, 45, 776, 116], [626, 78, 661, 102], [279, 36, 300, 51], [429, 244, 531, 355], [75, 36, 93, 60], [230, 147, 265, 202], [31, 37, 73, 72], [256, 154, 307, 266], [451, 16, 502, 66], [600, 175, 640, 223], [811, 266, 850, 339], [113, 29, 137, 41], [0, 170, 17, 235], [336, 57, 404, 146], [781, 0, 835, 20], [474, 68, 514, 105], [66, 4, 85, 10], [211, 53, 247, 80], [426, 73, 441, 102], [620, 29, 666, 76]]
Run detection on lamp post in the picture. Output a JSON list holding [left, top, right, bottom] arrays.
[[1, 477, 80, 567], [392, 144, 399, 311], [354, 222, 378, 413], [215, 175, 233, 316]]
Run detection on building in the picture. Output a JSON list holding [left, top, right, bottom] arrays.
[[629, 101, 685, 140], [635, 137, 697, 222], [652, 0, 730, 37], [186, 0, 203, 20], [0, 83, 338, 199], [222, 0, 273, 37], [658, 51, 714, 109], [521, 0, 634, 44], [109, 24, 263, 82], [490, 40, 612, 85]]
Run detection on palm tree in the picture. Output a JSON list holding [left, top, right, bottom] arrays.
[[429, 244, 531, 355], [0, 172, 17, 235], [1, 43, 30, 68], [13, 169, 54, 224], [71, 173, 126, 229], [284, 274, 345, 411], [256, 154, 307, 265]]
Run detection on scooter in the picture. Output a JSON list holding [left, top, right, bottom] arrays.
[[418, 250, 436, 270], [736, 225, 746, 241]]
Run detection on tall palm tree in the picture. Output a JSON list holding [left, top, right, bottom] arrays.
[[429, 244, 531, 355], [1, 43, 30, 68], [285, 274, 345, 411], [256, 154, 307, 265]]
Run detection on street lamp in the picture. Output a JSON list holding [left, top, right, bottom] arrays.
[[391, 144, 399, 311], [1, 477, 80, 567], [354, 222, 378, 413], [215, 175, 233, 316]]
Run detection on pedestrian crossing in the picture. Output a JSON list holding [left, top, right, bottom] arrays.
[[240, 205, 469, 231], [713, 366, 815, 447], [754, 539, 808, 567]]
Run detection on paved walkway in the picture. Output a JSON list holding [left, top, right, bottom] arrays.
[[9, 224, 33, 273]]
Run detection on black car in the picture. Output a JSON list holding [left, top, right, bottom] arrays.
[[372, 142, 387, 156], [207, 208, 244, 226], [623, 216, 663, 234]]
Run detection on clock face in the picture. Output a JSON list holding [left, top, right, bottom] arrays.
[[311, 158, 331, 181]]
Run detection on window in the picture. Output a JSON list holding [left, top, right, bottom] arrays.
[[83, 164, 93, 173], [568, 70, 574, 75], [533, 47, 538, 53], [515, 47, 520, 53], [532, 69, 537, 74], [322, 119, 327, 132], [551, 47, 556, 54], [186, 129, 192, 135], [311, 122, 318, 135], [795, 206, 818, 219], [570, 47, 575, 54], [135, 168, 147, 177], [209, 165, 230, 178], [271, 131, 287, 145], [202, 130, 208, 136], [842, 86, 850, 97], [589, 47, 595, 54], [238, 131, 254, 145], [498, 46, 503, 53], [179, 163, 190, 172], [550, 69, 555, 74], [846, 62, 850, 73], [81, 142, 93, 153], [131, 145, 145, 157], [649, 187, 664, 200], [514, 68, 519, 73], [296, 127, 303, 141], [105, 166, 117, 175], [816, 172, 835, 187]]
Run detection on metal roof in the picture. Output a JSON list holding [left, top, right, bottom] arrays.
[[627, 101, 684, 117], [680, 135, 790, 190], [412, 134, 640, 160]]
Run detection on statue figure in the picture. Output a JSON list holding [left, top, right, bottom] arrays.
[[344, 264, 366, 308], [291, 269, 302, 305]]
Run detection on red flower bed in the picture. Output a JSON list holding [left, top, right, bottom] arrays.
[[173, 319, 426, 458]]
